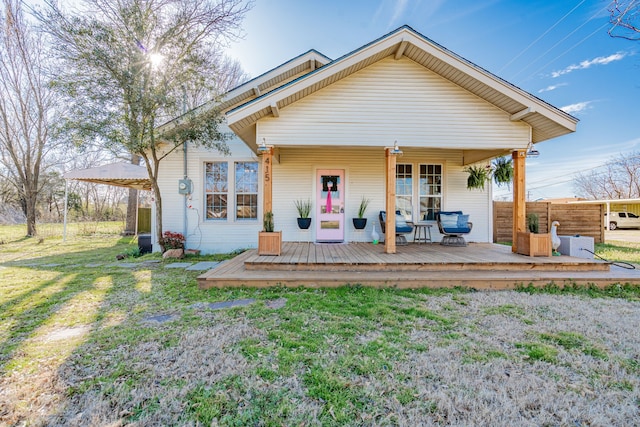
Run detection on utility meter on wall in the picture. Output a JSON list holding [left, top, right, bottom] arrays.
[[178, 179, 192, 195]]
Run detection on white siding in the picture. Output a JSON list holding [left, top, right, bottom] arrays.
[[155, 131, 261, 254], [257, 56, 529, 149], [272, 147, 491, 244], [157, 143, 492, 252]]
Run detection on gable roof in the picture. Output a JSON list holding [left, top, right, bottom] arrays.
[[226, 25, 577, 149], [156, 49, 331, 137]]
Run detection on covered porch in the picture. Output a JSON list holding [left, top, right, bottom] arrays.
[[197, 242, 640, 289]]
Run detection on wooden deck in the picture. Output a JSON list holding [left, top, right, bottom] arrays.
[[198, 242, 640, 289]]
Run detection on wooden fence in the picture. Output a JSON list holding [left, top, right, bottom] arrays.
[[137, 207, 151, 233], [493, 202, 604, 243]]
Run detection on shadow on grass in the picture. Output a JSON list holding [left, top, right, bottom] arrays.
[[0, 235, 258, 425]]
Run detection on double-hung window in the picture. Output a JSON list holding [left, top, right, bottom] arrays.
[[205, 162, 228, 220], [419, 164, 442, 220], [235, 161, 258, 220], [396, 163, 442, 221], [396, 164, 413, 220]]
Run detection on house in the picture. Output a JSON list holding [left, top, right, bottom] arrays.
[[153, 25, 577, 254]]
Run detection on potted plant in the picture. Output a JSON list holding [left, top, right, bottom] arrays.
[[526, 213, 539, 233], [294, 199, 312, 229], [258, 211, 282, 255], [352, 196, 370, 229], [516, 213, 551, 257]]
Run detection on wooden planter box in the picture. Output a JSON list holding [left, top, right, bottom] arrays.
[[258, 231, 282, 256], [516, 232, 551, 257]]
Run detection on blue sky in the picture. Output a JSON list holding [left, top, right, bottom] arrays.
[[225, 0, 639, 200]]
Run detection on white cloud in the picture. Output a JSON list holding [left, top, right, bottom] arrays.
[[561, 101, 592, 114], [551, 52, 626, 78], [538, 83, 568, 93], [389, 0, 409, 27]]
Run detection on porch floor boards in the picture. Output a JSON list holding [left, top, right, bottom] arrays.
[[198, 242, 640, 289], [244, 242, 608, 272]]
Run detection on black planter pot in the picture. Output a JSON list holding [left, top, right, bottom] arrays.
[[352, 218, 367, 230], [297, 217, 312, 229]]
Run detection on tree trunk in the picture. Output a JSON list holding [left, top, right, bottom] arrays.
[[152, 179, 164, 252], [124, 154, 141, 235], [25, 190, 38, 237]]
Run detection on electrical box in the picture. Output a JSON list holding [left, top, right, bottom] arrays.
[[178, 178, 192, 195]]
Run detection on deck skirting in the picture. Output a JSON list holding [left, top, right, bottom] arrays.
[[197, 242, 640, 289]]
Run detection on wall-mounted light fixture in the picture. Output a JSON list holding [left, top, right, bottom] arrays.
[[257, 138, 272, 154], [388, 140, 403, 156], [526, 142, 540, 158]]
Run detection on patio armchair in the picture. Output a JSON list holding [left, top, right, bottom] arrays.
[[436, 211, 472, 246], [379, 210, 414, 245]]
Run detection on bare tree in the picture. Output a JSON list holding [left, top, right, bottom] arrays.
[[573, 152, 640, 199], [609, 0, 640, 40], [37, 0, 252, 249], [0, 0, 61, 236]]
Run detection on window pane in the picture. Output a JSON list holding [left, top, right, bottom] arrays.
[[235, 162, 258, 219], [396, 164, 413, 219], [205, 162, 228, 220], [235, 162, 258, 193], [236, 194, 257, 219], [206, 194, 227, 219], [419, 164, 442, 221]]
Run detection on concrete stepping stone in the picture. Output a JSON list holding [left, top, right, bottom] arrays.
[[265, 298, 287, 309], [143, 314, 179, 324], [186, 261, 220, 271], [111, 262, 137, 268], [85, 262, 103, 267], [207, 298, 255, 310], [164, 262, 193, 269]]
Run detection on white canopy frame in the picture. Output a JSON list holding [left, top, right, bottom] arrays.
[[62, 162, 151, 241]]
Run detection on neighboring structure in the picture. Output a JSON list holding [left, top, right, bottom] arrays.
[[154, 26, 578, 254]]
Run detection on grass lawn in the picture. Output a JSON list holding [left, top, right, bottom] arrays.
[[1, 223, 639, 425]]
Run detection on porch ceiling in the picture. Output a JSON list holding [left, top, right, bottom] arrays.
[[227, 26, 578, 152]]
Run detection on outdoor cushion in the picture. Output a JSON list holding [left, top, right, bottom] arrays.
[[440, 227, 470, 234], [395, 214, 413, 233], [457, 214, 470, 228], [440, 213, 458, 229]]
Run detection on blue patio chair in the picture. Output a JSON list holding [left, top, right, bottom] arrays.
[[379, 210, 414, 245], [436, 211, 473, 246]]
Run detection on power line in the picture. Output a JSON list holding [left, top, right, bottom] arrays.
[[513, 3, 610, 80], [524, 21, 611, 81], [499, 0, 588, 74], [494, 154, 640, 195]]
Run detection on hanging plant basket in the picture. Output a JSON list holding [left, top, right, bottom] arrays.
[[464, 165, 491, 190], [492, 157, 513, 187]]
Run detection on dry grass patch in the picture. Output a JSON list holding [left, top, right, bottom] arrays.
[[2, 228, 640, 425]]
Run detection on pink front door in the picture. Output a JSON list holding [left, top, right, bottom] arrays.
[[316, 169, 344, 242]]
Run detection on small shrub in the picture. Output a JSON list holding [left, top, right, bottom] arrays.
[[124, 246, 142, 258], [526, 213, 539, 233], [263, 211, 274, 232]]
